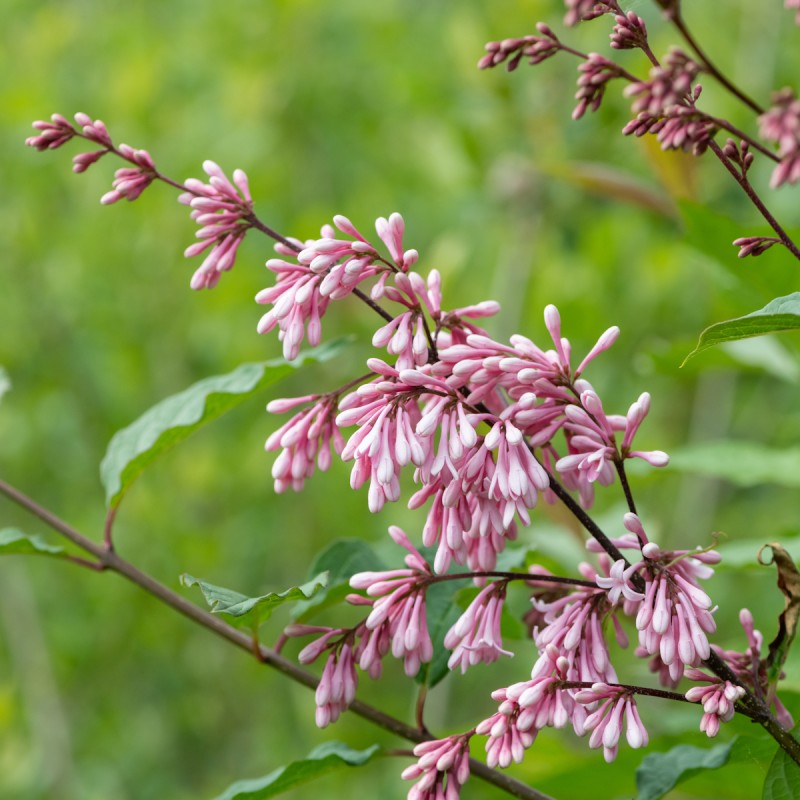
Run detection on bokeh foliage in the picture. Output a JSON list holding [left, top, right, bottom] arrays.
[[2, 0, 800, 798]]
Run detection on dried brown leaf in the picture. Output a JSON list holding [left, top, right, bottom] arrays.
[[758, 543, 800, 688]]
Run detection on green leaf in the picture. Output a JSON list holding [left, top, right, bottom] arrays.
[[211, 741, 380, 800], [416, 578, 462, 689], [683, 293, 800, 365], [181, 573, 328, 630], [292, 539, 386, 620], [729, 734, 778, 772], [100, 339, 349, 509], [762, 727, 800, 800], [636, 741, 736, 800], [0, 528, 66, 558], [668, 441, 800, 488], [494, 545, 531, 571]]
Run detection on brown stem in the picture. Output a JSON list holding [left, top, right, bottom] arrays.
[[669, 10, 764, 115], [707, 117, 779, 163], [353, 287, 395, 324], [542, 466, 634, 575], [560, 680, 691, 704], [66, 554, 106, 571], [103, 507, 117, 551], [613, 460, 638, 515], [708, 140, 800, 261], [245, 213, 302, 253], [421, 314, 438, 363], [428, 571, 596, 589], [0, 477, 554, 800], [415, 684, 430, 735]]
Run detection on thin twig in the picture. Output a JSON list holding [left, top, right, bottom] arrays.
[[669, 10, 764, 115], [708, 140, 800, 261], [429, 571, 596, 589], [614, 461, 638, 515]]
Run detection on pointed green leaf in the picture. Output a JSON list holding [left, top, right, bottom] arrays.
[[683, 293, 800, 365], [292, 539, 386, 620], [415, 578, 463, 689], [181, 573, 328, 630], [636, 741, 736, 800], [729, 733, 777, 770], [668, 441, 800, 488], [211, 742, 381, 800], [0, 528, 66, 558], [762, 726, 800, 800], [494, 545, 531, 571], [100, 339, 349, 509]]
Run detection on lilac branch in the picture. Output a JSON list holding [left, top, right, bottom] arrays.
[[244, 212, 301, 253], [542, 465, 634, 572], [708, 139, 800, 261], [0, 476, 554, 800], [561, 680, 693, 705], [426, 571, 597, 589], [666, 8, 764, 115], [353, 286, 396, 324], [613, 460, 638, 515]]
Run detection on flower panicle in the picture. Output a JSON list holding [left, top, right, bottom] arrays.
[[575, 683, 648, 762], [265, 394, 344, 493], [684, 671, 745, 737], [27, 112, 161, 203], [478, 25, 561, 71], [635, 533, 720, 684], [402, 735, 471, 800], [610, 11, 649, 51], [257, 212, 417, 360], [444, 581, 513, 673], [179, 160, 255, 289], [759, 89, 800, 188], [563, 0, 615, 28]]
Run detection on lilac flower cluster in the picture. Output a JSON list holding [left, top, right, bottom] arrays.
[[266, 264, 666, 584], [476, 0, 800, 270], [759, 89, 800, 188], [402, 735, 471, 800], [478, 25, 562, 71], [255, 197, 789, 798], [26, 112, 159, 195], [25, 112, 264, 290], [26, 10, 800, 789], [286, 526, 434, 727], [178, 161, 255, 289]]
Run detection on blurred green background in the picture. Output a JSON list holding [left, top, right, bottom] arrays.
[[2, 1, 800, 798]]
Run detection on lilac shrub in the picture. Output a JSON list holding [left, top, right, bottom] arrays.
[[18, 1, 800, 799]]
